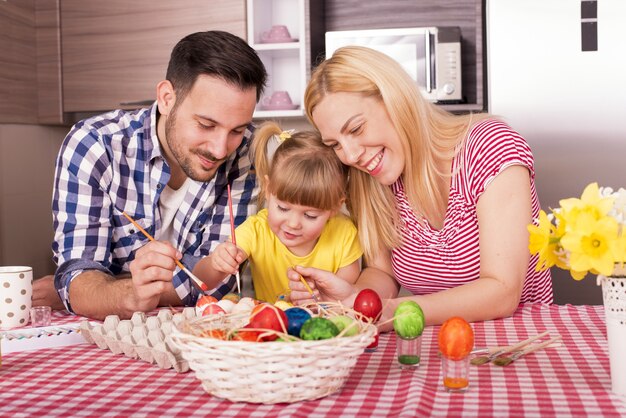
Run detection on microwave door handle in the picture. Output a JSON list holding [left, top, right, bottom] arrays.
[[424, 30, 432, 93]]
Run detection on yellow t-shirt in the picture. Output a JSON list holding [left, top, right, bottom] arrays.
[[235, 209, 363, 302]]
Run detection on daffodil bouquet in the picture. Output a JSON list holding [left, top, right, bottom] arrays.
[[528, 183, 626, 280]]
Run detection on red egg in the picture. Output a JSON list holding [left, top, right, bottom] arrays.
[[232, 325, 262, 342], [202, 303, 226, 316], [248, 303, 288, 341], [353, 288, 383, 321]]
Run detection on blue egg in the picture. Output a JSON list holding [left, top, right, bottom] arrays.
[[284, 307, 312, 337]]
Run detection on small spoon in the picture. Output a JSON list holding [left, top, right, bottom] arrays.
[[493, 335, 562, 366], [470, 331, 550, 366]]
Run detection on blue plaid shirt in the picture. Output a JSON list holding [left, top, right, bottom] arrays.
[[52, 103, 257, 312]]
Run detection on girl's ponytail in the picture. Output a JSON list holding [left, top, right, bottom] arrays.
[[250, 121, 282, 207]]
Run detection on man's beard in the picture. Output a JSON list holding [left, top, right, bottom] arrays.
[[164, 106, 222, 182]]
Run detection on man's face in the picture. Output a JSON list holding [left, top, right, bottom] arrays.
[[159, 75, 257, 183]]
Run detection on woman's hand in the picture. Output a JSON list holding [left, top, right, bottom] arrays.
[[287, 265, 357, 305]]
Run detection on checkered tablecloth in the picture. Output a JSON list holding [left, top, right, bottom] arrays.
[[1, 304, 625, 417]]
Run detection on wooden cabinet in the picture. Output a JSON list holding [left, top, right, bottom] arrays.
[[60, 0, 246, 113], [0, 0, 38, 124], [246, 0, 324, 118]]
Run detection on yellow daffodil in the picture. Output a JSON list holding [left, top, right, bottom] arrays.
[[559, 182, 615, 219], [528, 183, 626, 280], [528, 210, 560, 270], [560, 212, 619, 277]]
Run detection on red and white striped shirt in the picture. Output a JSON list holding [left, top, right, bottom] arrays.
[[391, 119, 553, 303]]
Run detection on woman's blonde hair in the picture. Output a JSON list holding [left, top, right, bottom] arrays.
[[251, 121, 348, 211], [304, 46, 490, 262]]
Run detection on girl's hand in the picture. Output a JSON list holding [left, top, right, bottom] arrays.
[[287, 265, 357, 305], [210, 242, 244, 275]]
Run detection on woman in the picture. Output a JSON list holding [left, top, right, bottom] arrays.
[[287, 46, 553, 328]]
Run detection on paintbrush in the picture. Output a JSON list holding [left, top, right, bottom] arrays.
[[121, 212, 209, 292], [226, 184, 242, 297]]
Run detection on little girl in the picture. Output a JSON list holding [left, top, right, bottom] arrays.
[[197, 121, 362, 303]]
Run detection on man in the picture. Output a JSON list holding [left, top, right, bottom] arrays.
[[32, 31, 267, 320]]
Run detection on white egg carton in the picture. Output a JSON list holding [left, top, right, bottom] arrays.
[[79, 307, 197, 373]]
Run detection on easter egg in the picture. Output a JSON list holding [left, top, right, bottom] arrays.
[[300, 317, 340, 340], [329, 315, 359, 337], [195, 295, 218, 316], [393, 301, 425, 339], [216, 299, 236, 313], [353, 288, 383, 321], [438, 317, 474, 360], [284, 307, 312, 337], [231, 297, 256, 315], [274, 300, 293, 311], [201, 303, 226, 316], [232, 325, 262, 342], [248, 303, 288, 341], [222, 293, 241, 303]]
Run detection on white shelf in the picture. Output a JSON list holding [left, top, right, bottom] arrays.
[[247, 0, 309, 118]]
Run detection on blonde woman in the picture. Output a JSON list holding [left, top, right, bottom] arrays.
[[198, 122, 362, 302], [288, 46, 552, 327]]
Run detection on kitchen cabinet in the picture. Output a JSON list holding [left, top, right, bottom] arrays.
[[0, 0, 38, 124], [246, 0, 324, 118], [60, 0, 246, 113]]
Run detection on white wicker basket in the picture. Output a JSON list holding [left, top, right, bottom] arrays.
[[169, 309, 376, 404]]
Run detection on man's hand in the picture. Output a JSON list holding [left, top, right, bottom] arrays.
[[32, 275, 65, 310], [128, 240, 182, 313]]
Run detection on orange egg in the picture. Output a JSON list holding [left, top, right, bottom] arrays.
[[438, 317, 474, 360]]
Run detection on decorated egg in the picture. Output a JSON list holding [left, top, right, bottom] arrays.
[[232, 325, 262, 342], [216, 299, 236, 313], [300, 317, 340, 340], [284, 307, 312, 337], [201, 303, 226, 316], [248, 304, 288, 341], [231, 297, 256, 315], [274, 300, 294, 311], [393, 301, 425, 339], [329, 315, 359, 337], [438, 316, 474, 360], [195, 294, 218, 316], [222, 293, 241, 303], [353, 288, 383, 321]]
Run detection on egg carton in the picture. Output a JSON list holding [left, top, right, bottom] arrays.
[[79, 307, 197, 373]]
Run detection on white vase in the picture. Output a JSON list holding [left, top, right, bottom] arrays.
[[598, 268, 626, 397]]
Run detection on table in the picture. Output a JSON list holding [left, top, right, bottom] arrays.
[[1, 304, 625, 417]]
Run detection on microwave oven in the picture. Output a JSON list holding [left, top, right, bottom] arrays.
[[325, 27, 463, 103]]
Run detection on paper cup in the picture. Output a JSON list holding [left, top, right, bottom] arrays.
[[0, 266, 33, 330]]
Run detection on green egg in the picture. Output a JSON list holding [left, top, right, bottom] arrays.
[[393, 301, 425, 339], [299, 317, 340, 340], [329, 315, 359, 337]]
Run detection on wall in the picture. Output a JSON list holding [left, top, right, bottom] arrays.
[[0, 124, 67, 278]]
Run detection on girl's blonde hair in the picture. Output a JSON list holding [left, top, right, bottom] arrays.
[[251, 121, 348, 211], [304, 46, 490, 262]]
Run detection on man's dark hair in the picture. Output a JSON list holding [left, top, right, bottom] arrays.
[[166, 31, 267, 102]]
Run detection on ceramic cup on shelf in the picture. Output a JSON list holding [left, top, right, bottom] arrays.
[[261, 25, 293, 42], [260, 91, 296, 110], [0, 266, 33, 330]]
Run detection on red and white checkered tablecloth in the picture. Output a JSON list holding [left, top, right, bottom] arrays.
[[1, 304, 625, 417]]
